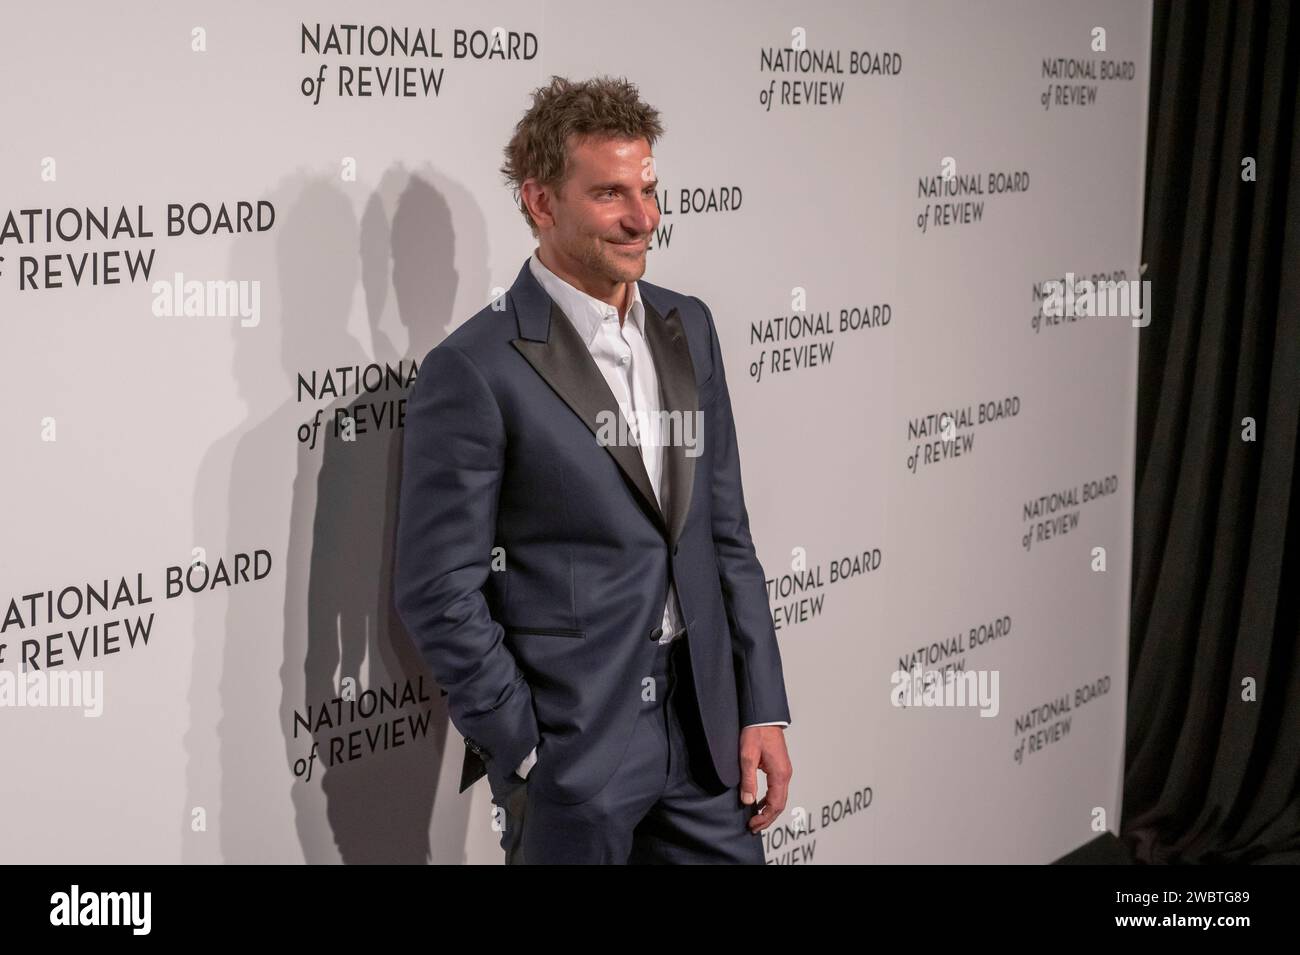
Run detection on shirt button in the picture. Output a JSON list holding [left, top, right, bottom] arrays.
[[619, 355, 630, 365], [649, 627, 664, 641]]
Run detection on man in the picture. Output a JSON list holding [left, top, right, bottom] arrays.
[[394, 75, 792, 864]]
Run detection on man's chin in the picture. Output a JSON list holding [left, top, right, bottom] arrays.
[[598, 257, 644, 282], [605, 245, 647, 273]]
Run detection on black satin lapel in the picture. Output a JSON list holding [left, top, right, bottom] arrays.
[[643, 303, 698, 548], [511, 300, 668, 537]]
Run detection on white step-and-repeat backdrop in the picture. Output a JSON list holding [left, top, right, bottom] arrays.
[[1, 0, 1151, 863]]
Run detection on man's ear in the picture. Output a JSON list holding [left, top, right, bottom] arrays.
[[520, 179, 554, 232]]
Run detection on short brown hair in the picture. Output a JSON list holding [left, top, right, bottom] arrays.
[[501, 75, 665, 237]]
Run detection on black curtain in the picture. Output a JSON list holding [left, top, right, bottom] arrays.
[[1124, 0, 1300, 863]]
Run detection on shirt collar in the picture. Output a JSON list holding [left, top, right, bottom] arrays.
[[528, 249, 646, 346]]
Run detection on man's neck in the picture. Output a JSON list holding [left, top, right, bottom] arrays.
[[536, 245, 631, 323]]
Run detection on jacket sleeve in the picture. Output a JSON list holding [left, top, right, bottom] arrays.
[[393, 343, 540, 776], [694, 296, 793, 729]]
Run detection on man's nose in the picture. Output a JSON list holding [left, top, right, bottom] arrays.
[[624, 195, 656, 234]]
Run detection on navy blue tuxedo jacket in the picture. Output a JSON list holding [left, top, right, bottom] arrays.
[[394, 258, 791, 806]]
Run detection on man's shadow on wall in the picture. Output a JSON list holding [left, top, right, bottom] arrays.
[[186, 164, 496, 863], [297, 171, 478, 863]]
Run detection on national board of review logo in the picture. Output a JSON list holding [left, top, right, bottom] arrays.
[[49, 885, 151, 935]]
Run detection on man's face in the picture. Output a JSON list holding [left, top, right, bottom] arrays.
[[531, 135, 660, 290]]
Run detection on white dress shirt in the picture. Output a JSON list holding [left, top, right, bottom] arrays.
[[512, 250, 786, 780]]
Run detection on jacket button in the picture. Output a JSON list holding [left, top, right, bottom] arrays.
[[649, 627, 664, 641]]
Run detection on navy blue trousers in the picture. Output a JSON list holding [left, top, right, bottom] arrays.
[[486, 632, 766, 864]]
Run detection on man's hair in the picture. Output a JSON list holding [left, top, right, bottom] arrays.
[[501, 75, 665, 237]]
